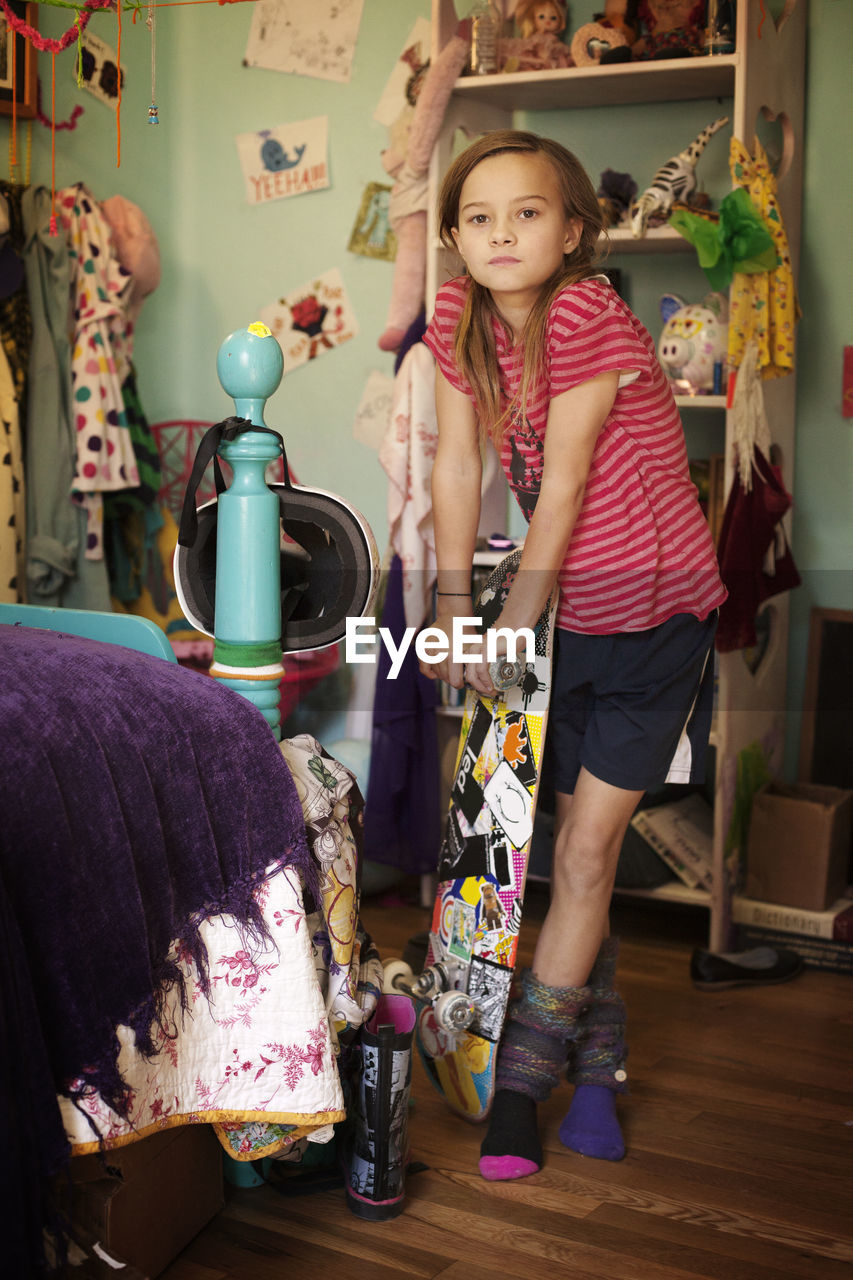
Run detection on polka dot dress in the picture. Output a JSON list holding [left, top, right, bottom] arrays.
[[58, 184, 140, 560]]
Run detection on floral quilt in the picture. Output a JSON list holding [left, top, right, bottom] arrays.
[[63, 735, 382, 1160]]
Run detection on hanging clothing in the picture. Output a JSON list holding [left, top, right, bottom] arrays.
[[96, 196, 163, 602], [714, 446, 801, 652], [101, 194, 161, 332], [378, 340, 438, 630], [364, 554, 440, 875], [726, 137, 801, 378], [715, 344, 801, 652], [22, 185, 78, 603], [57, 184, 140, 561], [104, 366, 163, 603], [22, 187, 112, 611], [0, 342, 25, 601]]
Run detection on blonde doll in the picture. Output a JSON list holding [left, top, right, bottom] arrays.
[[501, 0, 572, 70], [515, 0, 567, 37]]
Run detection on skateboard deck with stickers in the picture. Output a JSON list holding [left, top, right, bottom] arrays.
[[413, 548, 556, 1122]]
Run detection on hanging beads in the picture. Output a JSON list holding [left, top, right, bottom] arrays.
[[147, 2, 159, 124]]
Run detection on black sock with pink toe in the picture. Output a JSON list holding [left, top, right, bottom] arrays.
[[479, 969, 590, 1181]]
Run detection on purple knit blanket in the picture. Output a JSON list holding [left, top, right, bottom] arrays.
[[0, 624, 313, 1130]]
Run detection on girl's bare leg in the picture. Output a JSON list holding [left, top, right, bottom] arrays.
[[533, 768, 643, 986]]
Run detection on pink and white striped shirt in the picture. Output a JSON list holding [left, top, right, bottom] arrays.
[[424, 276, 726, 634]]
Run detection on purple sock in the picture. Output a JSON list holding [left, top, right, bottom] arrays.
[[558, 1084, 625, 1161]]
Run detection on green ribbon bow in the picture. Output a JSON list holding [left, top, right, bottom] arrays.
[[669, 187, 779, 290]]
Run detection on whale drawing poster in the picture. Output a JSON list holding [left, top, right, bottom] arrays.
[[236, 116, 329, 206]]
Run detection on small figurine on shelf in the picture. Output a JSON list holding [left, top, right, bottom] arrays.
[[501, 0, 574, 72], [630, 114, 728, 237], [632, 0, 707, 60], [597, 168, 638, 227], [571, 0, 640, 66], [657, 291, 729, 394]]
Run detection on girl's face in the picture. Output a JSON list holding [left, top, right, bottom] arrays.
[[451, 151, 580, 319]]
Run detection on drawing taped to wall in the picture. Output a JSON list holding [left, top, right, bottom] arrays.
[[244, 0, 365, 83], [76, 30, 124, 111], [352, 370, 394, 451], [348, 182, 396, 261], [259, 268, 358, 371], [236, 116, 329, 205]]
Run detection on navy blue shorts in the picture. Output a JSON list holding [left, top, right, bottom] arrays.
[[545, 611, 718, 795]]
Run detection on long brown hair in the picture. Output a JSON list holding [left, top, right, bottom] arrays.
[[436, 130, 606, 443]]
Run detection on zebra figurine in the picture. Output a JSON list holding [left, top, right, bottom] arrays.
[[630, 116, 729, 238]]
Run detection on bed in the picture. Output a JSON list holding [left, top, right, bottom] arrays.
[[0, 608, 380, 1274]]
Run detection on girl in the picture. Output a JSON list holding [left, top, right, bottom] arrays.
[[421, 131, 725, 1181]]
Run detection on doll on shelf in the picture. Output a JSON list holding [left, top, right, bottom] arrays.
[[516, 0, 567, 37], [631, 0, 707, 60], [501, 0, 574, 72]]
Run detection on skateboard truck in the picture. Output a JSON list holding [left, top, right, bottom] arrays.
[[488, 658, 524, 691], [383, 937, 477, 1035]]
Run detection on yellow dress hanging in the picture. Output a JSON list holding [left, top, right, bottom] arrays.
[[727, 137, 801, 379]]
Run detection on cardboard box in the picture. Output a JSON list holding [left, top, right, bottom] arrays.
[[746, 782, 853, 911], [71, 1124, 224, 1278]]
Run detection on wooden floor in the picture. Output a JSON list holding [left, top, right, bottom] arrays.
[[163, 885, 853, 1280]]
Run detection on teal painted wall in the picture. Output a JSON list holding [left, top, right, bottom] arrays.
[[7, 1, 851, 777], [787, 0, 853, 776]]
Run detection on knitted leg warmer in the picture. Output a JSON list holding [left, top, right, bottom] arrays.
[[568, 937, 628, 1091], [560, 938, 628, 1161], [480, 969, 590, 1182]]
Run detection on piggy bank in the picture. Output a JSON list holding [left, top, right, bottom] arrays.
[[658, 292, 728, 394]]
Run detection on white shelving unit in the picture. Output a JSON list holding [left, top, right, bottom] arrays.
[[428, 0, 806, 949]]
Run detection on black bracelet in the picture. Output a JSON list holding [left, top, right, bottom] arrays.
[[436, 591, 470, 597]]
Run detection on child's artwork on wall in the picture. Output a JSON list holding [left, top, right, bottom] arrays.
[[348, 182, 396, 261], [76, 30, 124, 110], [245, 0, 364, 83], [236, 116, 329, 206], [373, 17, 431, 128], [353, 370, 394, 450], [259, 268, 358, 371]]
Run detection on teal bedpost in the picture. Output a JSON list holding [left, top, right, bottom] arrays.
[[209, 322, 285, 738]]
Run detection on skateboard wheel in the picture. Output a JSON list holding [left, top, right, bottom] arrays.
[[489, 658, 523, 690], [434, 989, 476, 1033], [382, 959, 414, 994]]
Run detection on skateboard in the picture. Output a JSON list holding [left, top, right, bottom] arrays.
[[383, 547, 556, 1122]]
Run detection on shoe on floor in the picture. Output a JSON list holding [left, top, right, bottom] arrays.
[[690, 945, 804, 990]]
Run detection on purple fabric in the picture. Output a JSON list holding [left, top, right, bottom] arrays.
[[1, 871, 71, 1276], [363, 555, 440, 874], [0, 624, 314, 1270]]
